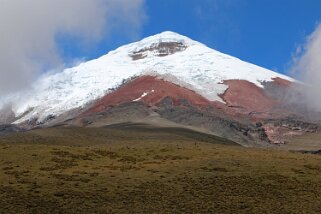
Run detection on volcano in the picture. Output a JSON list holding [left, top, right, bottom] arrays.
[[1, 31, 317, 146]]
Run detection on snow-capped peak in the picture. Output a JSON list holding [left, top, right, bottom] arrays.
[[2, 31, 295, 124], [121, 31, 202, 51]]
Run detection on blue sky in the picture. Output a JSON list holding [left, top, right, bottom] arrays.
[[59, 0, 321, 76]]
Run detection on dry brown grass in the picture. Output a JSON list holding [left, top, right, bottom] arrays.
[[0, 126, 321, 213]]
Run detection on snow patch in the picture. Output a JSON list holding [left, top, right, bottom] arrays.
[[133, 90, 155, 102]]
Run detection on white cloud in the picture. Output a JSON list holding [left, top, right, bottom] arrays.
[[0, 0, 146, 96], [291, 23, 321, 112]]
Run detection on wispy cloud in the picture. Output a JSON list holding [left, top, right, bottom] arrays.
[[290, 23, 321, 112], [0, 0, 146, 97]]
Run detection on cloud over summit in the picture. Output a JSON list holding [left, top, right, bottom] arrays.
[[0, 0, 146, 97]]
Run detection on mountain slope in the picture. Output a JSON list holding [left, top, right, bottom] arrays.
[[2, 31, 294, 125], [2, 31, 312, 146]]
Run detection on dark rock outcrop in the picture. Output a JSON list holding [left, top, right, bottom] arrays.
[[0, 124, 24, 135], [129, 42, 187, 60]]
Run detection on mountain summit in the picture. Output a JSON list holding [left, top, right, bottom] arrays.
[[1, 31, 305, 145]]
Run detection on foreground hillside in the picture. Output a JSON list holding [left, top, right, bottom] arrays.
[[1, 125, 321, 213]]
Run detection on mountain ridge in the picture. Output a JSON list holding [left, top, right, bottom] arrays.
[[1, 31, 294, 125]]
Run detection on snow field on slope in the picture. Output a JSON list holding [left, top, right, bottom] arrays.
[[10, 31, 294, 123]]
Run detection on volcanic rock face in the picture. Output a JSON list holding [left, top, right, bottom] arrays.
[[129, 42, 187, 60], [76, 74, 303, 145], [219, 80, 276, 117], [84, 75, 288, 120], [84, 76, 212, 115], [2, 31, 313, 145]]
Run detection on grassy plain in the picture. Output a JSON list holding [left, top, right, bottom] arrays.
[[1, 124, 321, 213]]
